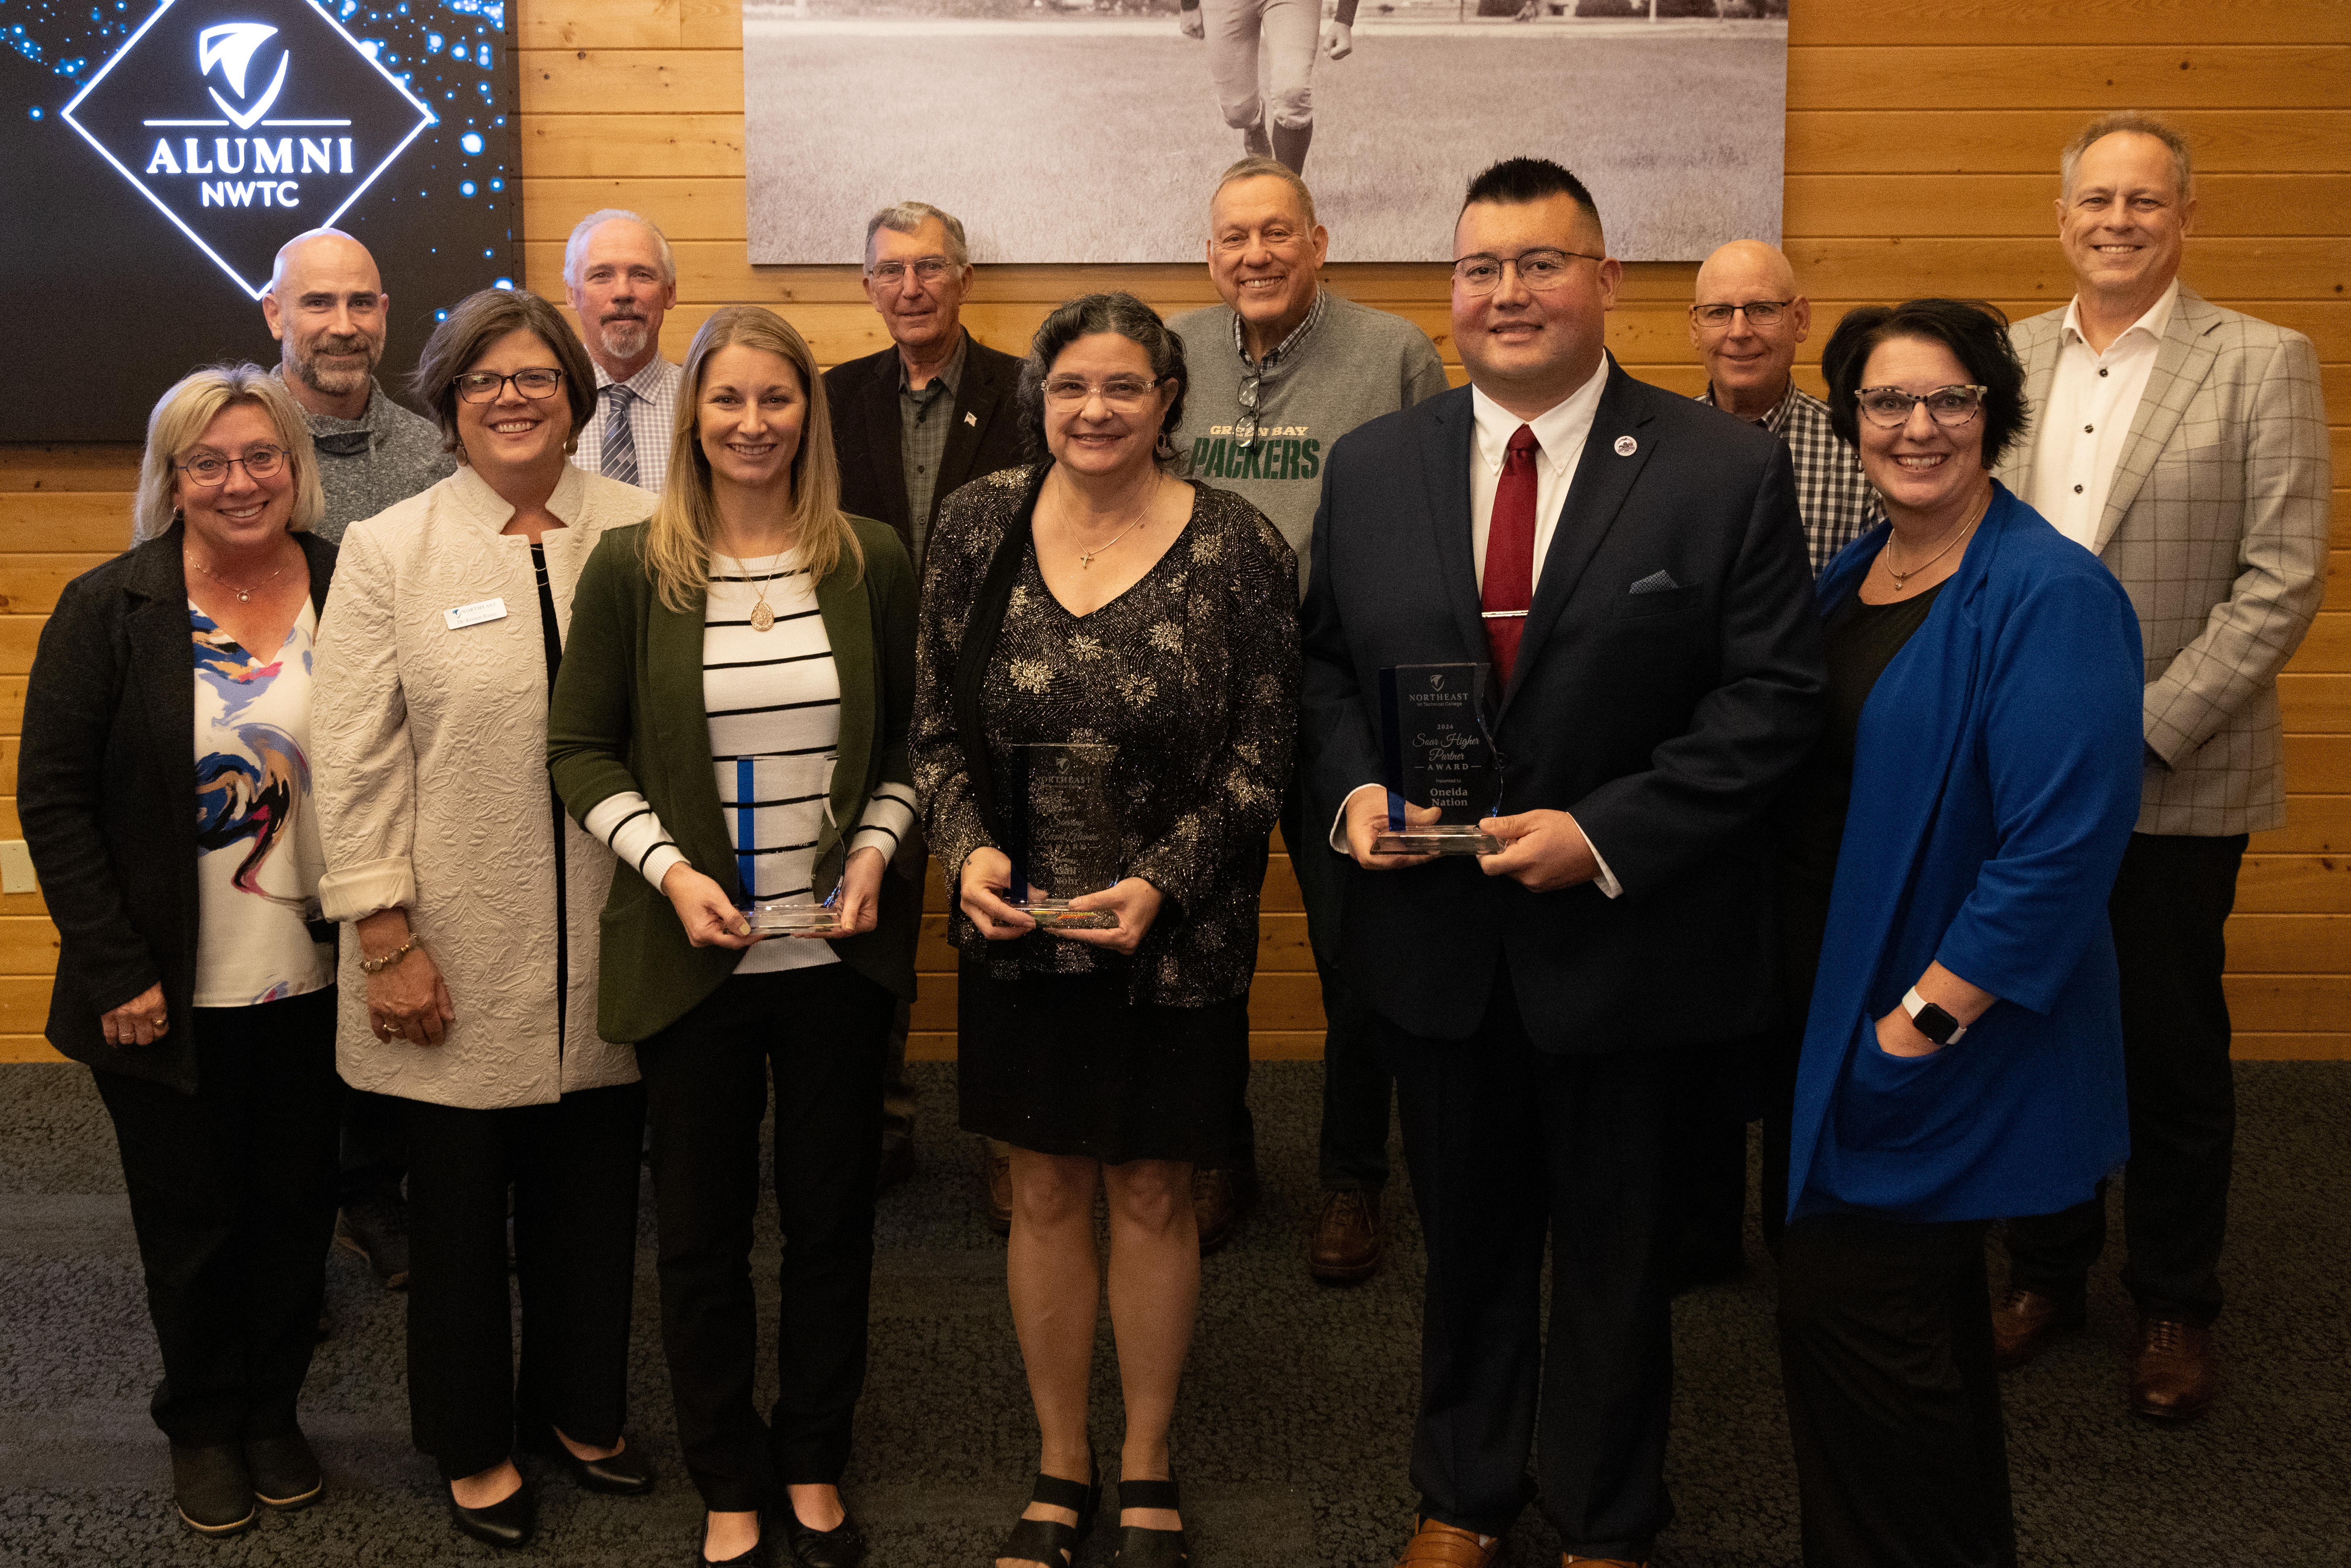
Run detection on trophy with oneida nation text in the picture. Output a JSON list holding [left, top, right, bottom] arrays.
[[1375, 663, 1503, 855]]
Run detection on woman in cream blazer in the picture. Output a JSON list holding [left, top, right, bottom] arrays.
[[312, 289, 658, 1552]]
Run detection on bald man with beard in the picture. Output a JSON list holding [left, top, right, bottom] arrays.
[[1667, 241, 1880, 1292], [262, 228, 454, 1299], [262, 229, 453, 546]]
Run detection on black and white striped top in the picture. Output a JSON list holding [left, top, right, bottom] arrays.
[[581, 551, 916, 976]]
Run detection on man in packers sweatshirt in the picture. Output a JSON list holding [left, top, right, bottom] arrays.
[[1168, 157, 1449, 1279]]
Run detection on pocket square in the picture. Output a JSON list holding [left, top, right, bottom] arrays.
[[1628, 570, 1682, 595]]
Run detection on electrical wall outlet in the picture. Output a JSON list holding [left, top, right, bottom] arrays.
[[0, 841, 37, 895]]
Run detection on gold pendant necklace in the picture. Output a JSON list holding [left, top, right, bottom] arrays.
[[188, 548, 295, 604], [723, 534, 787, 631], [1072, 475, 1160, 570], [1885, 488, 1989, 592]]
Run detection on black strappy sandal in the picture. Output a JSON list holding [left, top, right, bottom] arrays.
[[995, 1457, 1101, 1568], [1111, 1478, 1189, 1566]]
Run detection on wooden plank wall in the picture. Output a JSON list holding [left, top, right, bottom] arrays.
[[0, 0, 2343, 1063]]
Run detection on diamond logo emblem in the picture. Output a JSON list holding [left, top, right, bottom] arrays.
[[61, 0, 436, 299]]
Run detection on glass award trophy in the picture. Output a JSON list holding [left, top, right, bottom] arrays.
[[1375, 663, 1503, 855], [744, 753, 847, 933], [1009, 743, 1120, 929]]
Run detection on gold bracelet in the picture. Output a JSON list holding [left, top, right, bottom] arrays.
[[359, 936, 419, 976]]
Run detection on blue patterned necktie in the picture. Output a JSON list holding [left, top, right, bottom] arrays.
[[600, 382, 639, 487]]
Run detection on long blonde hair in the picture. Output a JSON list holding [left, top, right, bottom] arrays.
[[644, 305, 862, 612], [133, 364, 323, 545]]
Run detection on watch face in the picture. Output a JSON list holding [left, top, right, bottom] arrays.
[[1916, 1003, 1960, 1045]]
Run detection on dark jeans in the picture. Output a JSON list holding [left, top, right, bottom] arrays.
[[339, 1087, 408, 1206], [1283, 779, 1393, 1190], [400, 1080, 646, 1481], [1384, 964, 1679, 1561], [1778, 1214, 2015, 1568], [91, 988, 342, 1446], [2004, 831, 2245, 1323], [637, 963, 894, 1509]]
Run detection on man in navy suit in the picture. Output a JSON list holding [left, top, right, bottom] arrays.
[[1300, 159, 1824, 1568]]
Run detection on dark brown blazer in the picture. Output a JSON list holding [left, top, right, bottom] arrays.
[[822, 330, 1028, 569]]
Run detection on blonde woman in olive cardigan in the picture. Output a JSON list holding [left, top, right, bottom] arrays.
[[548, 306, 918, 1568]]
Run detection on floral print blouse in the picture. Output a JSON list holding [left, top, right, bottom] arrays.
[[912, 465, 1299, 1007]]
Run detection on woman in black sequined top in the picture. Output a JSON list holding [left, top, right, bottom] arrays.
[[911, 294, 1296, 1568]]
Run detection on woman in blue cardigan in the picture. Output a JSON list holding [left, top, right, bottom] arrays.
[[1775, 299, 2144, 1568]]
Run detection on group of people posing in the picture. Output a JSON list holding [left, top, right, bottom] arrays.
[[21, 107, 2328, 1568]]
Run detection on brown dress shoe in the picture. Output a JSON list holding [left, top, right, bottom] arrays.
[[1393, 1517, 1500, 1568], [1193, 1165, 1259, 1254], [2129, 1315, 2219, 1421], [1308, 1188, 1383, 1283], [1990, 1285, 2085, 1371], [985, 1142, 1013, 1237]]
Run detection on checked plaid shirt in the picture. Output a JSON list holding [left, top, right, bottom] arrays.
[[1700, 380, 1881, 576]]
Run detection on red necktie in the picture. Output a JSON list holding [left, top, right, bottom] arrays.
[[1482, 424, 1540, 686]]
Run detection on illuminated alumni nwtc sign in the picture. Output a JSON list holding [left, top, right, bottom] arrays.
[[60, 0, 435, 299]]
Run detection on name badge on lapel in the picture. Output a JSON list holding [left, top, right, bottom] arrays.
[[444, 598, 508, 630]]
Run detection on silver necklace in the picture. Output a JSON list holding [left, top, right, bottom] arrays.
[[187, 547, 295, 604]]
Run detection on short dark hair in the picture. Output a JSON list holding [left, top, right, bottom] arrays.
[[1017, 292, 1189, 467], [1459, 157, 1602, 235], [1821, 299, 2030, 470], [409, 287, 599, 459]]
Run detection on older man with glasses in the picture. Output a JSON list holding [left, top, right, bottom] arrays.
[[1167, 157, 1449, 1275], [824, 200, 1028, 1207]]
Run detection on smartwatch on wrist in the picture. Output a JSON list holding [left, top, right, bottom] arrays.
[[1902, 986, 1967, 1046]]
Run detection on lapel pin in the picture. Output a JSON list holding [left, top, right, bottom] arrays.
[[964, 411, 978, 427], [1614, 435, 1638, 457]]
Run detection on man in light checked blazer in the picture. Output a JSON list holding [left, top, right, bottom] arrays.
[[1989, 111, 2331, 1423]]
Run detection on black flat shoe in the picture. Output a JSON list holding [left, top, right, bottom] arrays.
[[997, 1454, 1100, 1567], [780, 1504, 865, 1568], [170, 1442, 256, 1536], [530, 1430, 656, 1496], [448, 1475, 536, 1549], [1112, 1477, 1188, 1566], [244, 1428, 322, 1510]]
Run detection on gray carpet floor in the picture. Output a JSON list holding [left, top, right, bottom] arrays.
[[1, 1060, 2345, 1566]]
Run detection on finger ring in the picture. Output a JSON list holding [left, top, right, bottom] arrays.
[[149, 1014, 166, 1027]]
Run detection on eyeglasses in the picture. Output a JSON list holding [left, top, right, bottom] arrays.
[[1856, 384, 1989, 429], [868, 256, 959, 286], [1451, 248, 1605, 295], [1690, 299, 1793, 328], [1234, 371, 1262, 450], [1043, 376, 1164, 410], [454, 368, 565, 403], [176, 446, 287, 486]]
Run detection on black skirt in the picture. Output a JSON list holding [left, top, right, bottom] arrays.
[[956, 953, 1250, 1165]]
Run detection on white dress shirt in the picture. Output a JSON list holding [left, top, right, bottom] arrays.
[[2026, 278, 2179, 548], [1334, 358, 1622, 897], [574, 355, 682, 496]]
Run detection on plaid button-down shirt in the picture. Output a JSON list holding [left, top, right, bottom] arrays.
[[1700, 380, 1881, 576]]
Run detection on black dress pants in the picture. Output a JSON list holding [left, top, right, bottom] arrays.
[[1383, 965, 1679, 1561], [2004, 831, 2245, 1323], [1777, 1214, 2015, 1568], [637, 963, 893, 1510], [1282, 781, 1394, 1190], [91, 988, 342, 1446], [400, 1079, 646, 1480]]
